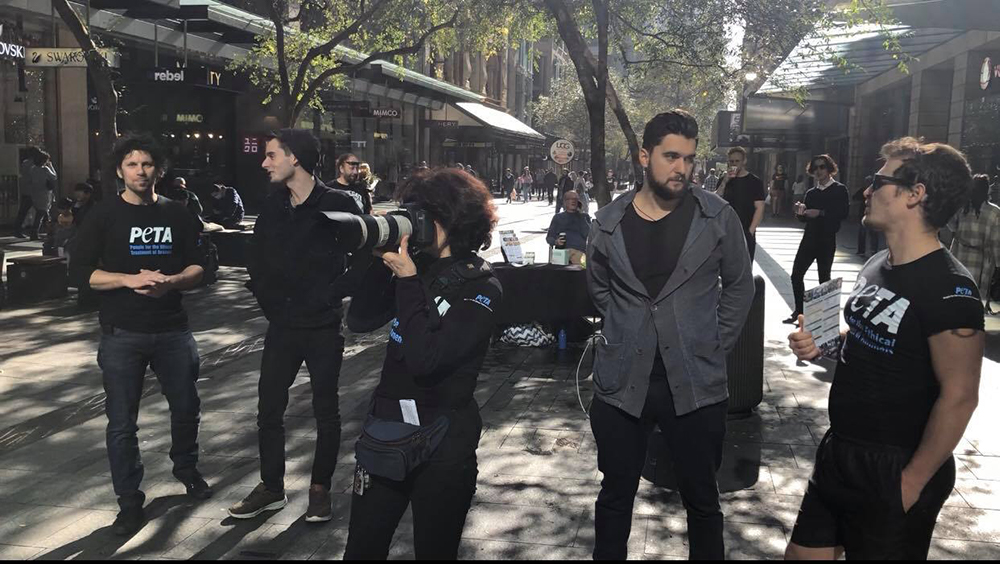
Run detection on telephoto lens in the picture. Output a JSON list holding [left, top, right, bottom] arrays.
[[322, 203, 435, 251]]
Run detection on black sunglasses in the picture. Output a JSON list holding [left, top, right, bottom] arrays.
[[871, 174, 912, 192], [345, 161, 361, 167], [812, 163, 828, 170]]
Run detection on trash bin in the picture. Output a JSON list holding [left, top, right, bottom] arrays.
[[726, 274, 765, 415], [640, 275, 766, 490]]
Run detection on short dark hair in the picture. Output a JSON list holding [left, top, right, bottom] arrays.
[[112, 134, 168, 173], [264, 129, 319, 174], [642, 110, 699, 152], [727, 147, 747, 158], [336, 153, 358, 169], [395, 167, 498, 255], [807, 154, 839, 176], [73, 182, 93, 194], [880, 137, 972, 229]]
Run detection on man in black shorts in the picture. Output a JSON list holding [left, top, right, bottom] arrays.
[[786, 137, 984, 559]]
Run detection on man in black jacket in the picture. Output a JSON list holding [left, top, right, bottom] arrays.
[[784, 154, 850, 324], [229, 129, 362, 523]]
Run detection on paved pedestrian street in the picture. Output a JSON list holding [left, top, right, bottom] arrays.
[[2, 207, 1000, 559]]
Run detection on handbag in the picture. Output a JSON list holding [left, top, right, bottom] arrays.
[[355, 410, 451, 482]]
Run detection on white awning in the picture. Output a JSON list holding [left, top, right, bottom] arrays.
[[454, 102, 546, 141]]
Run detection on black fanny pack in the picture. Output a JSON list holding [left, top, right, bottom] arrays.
[[355, 410, 450, 482]]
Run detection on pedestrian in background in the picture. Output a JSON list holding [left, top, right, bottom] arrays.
[[792, 174, 807, 205], [783, 155, 850, 324], [14, 148, 57, 240], [717, 147, 766, 261], [949, 174, 1000, 314], [544, 168, 558, 205], [770, 164, 788, 217], [703, 167, 719, 193], [516, 166, 533, 203]]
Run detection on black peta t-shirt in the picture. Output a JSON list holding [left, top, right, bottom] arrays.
[[72, 194, 205, 333], [830, 248, 984, 448], [721, 174, 766, 233]]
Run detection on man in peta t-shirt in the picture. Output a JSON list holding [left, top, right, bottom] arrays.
[[72, 134, 209, 537], [786, 137, 984, 559]]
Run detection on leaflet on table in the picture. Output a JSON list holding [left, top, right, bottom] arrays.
[[500, 229, 525, 265], [803, 277, 842, 357]]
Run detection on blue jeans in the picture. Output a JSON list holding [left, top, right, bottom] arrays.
[[98, 326, 201, 509]]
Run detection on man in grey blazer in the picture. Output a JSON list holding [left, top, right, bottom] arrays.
[[586, 110, 755, 560]]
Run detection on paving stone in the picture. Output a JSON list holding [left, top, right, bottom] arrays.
[[642, 515, 787, 560], [0, 544, 44, 559], [462, 502, 586, 547], [929, 538, 1000, 559], [458, 539, 594, 560], [958, 455, 1000, 482]]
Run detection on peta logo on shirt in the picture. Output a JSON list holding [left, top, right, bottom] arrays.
[[129, 226, 173, 244], [847, 276, 911, 335], [129, 226, 175, 256], [955, 286, 974, 297]]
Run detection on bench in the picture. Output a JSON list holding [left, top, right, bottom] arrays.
[[6, 255, 68, 305], [207, 229, 253, 268]]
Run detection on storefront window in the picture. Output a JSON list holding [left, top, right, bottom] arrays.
[[963, 95, 1000, 176], [1, 64, 45, 148]]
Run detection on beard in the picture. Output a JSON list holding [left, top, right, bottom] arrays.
[[646, 170, 689, 201]]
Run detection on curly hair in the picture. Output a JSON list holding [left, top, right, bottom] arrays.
[[880, 137, 972, 229], [112, 133, 168, 175], [806, 154, 839, 177], [396, 167, 498, 255]]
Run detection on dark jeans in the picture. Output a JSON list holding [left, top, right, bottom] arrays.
[[345, 403, 481, 560], [791, 233, 836, 315], [14, 196, 45, 238], [98, 327, 201, 509], [258, 321, 345, 492], [745, 231, 756, 263], [590, 377, 728, 560]]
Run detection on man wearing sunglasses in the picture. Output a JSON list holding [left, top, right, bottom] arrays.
[[786, 137, 982, 559], [333, 153, 372, 214], [783, 155, 850, 324]]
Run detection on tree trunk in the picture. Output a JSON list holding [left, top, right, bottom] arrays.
[[51, 0, 120, 200], [590, 0, 609, 207]]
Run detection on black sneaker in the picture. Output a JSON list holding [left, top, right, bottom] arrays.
[[782, 313, 802, 325], [228, 483, 287, 519], [112, 506, 146, 537], [178, 473, 213, 500], [305, 485, 332, 523]]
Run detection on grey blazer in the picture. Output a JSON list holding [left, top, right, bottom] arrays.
[[586, 188, 755, 417]]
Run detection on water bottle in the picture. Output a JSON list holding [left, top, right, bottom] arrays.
[[558, 328, 567, 350]]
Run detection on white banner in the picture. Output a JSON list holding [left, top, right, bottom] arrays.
[[25, 47, 120, 68]]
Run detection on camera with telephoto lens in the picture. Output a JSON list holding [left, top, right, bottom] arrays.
[[321, 203, 436, 252]]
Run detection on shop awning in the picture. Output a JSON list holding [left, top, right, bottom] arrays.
[[757, 22, 963, 94], [889, 0, 1000, 32], [453, 102, 546, 142]]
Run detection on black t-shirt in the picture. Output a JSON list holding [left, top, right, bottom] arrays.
[[72, 194, 205, 333], [722, 173, 766, 233], [830, 249, 984, 448], [621, 190, 696, 299], [772, 173, 788, 192]]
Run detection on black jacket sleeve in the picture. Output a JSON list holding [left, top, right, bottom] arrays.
[[393, 274, 502, 387]]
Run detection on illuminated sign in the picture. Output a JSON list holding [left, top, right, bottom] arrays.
[[371, 108, 401, 119], [26, 47, 120, 68], [242, 136, 260, 154], [0, 23, 25, 60], [176, 114, 204, 123]]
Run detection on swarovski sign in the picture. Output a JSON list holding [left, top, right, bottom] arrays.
[[0, 24, 25, 60], [25, 47, 120, 68]]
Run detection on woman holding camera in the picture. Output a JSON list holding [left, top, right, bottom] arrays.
[[344, 168, 502, 560]]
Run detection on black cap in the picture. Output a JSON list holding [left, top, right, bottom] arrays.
[[267, 129, 320, 175]]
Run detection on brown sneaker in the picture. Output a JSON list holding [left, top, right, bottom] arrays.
[[305, 484, 332, 523], [228, 483, 287, 519]]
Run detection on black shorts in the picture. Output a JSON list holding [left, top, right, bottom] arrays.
[[789, 430, 955, 559]]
